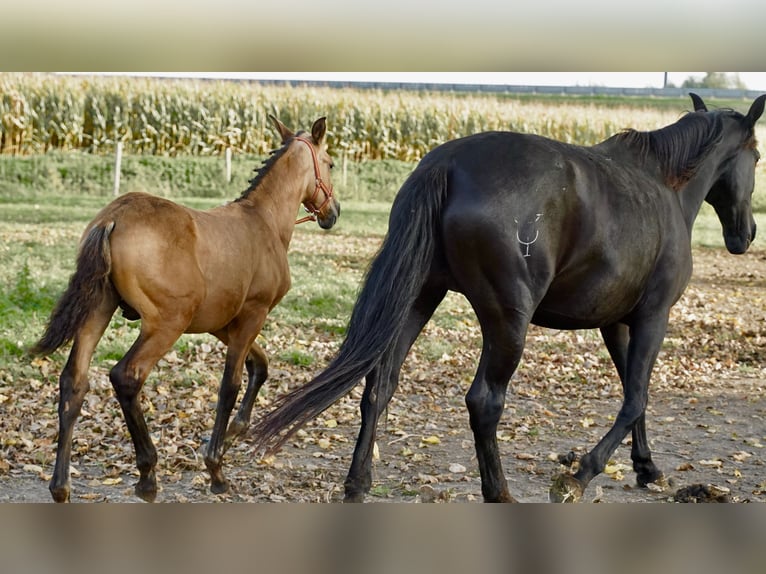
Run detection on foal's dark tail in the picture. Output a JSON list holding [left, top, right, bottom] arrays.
[[251, 163, 448, 454], [30, 222, 115, 356]]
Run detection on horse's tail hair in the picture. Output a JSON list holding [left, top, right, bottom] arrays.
[[251, 163, 448, 454], [30, 222, 115, 356]]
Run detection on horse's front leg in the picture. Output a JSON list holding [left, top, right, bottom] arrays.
[[600, 323, 664, 487], [550, 316, 669, 502], [224, 342, 268, 447], [206, 315, 265, 494]]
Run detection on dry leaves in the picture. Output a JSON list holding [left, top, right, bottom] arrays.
[[1, 245, 765, 503]]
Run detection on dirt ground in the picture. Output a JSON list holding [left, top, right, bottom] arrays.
[[2, 246, 765, 503]]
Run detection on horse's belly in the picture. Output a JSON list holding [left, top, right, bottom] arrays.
[[534, 278, 644, 329], [531, 308, 623, 330], [185, 292, 246, 333]]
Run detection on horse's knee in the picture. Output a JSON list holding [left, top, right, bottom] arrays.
[[217, 380, 240, 412], [465, 389, 504, 435]]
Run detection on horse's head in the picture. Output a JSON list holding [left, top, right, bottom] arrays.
[[270, 115, 340, 230], [694, 93, 765, 254]]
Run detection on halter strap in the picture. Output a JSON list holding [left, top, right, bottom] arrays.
[[294, 136, 334, 224]]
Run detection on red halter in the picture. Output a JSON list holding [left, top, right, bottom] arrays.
[[294, 136, 334, 224]]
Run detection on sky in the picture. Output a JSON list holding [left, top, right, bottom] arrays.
[[139, 72, 766, 91]]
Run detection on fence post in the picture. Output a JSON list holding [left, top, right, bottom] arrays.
[[113, 141, 123, 196], [225, 147, 232, 184]]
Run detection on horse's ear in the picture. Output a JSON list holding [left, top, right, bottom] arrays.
[[745, 94, 766, 126], [268, 114, 294, 143], [689, 93, 707, 112], [311, 117, 327, 145]]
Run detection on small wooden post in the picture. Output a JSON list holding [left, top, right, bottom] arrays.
[[225, 147, 232, 184], [113, 141, 123, 196]]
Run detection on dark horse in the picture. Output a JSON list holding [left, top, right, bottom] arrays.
[[252, 94, 765, 503], [32, 115, 340, 502]]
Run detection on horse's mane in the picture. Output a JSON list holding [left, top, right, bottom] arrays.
[[236, 130, 309, 202], [616, 110, 735, 190]]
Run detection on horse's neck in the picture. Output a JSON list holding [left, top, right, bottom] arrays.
[[676, 161, 719, 233], [240, 171, 308, 248], [600, 128, 721, 235]]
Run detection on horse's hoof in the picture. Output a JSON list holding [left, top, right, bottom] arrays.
[[638, 472, 670, 491], [50, 484, 70, 503], [210, 476, 230, 495], [343, 491, 365, 503], [496, 491, 519, 503], [485, 489, 519, 503], [549, 474, 585, 503], [135, 483, 158, 503], [135, 473, 158, 502]]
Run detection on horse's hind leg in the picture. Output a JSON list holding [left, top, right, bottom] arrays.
[[599, 323, 664, 486], [49, 297, 117, 503], [465, 304, 530, 503], [224, 341, 268, 445], [109, 325, 185, 502], [344, 283, 447, 502]]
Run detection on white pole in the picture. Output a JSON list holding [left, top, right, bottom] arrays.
[[113, 141, 123, 196], [225, 147, 232, 184]]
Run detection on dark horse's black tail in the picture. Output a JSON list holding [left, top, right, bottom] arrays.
[[30, 222, 114, 356], [252, 164, 448, 453]]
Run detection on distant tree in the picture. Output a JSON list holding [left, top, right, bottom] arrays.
[[681, 73, 746, 90]]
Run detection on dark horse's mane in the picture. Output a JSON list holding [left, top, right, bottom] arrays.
[[616, 110, 736, 190], [236, 130, 309, 202]]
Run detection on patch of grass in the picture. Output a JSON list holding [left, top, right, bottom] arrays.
[[0, 262, 61, 361], [369, 484, 393, 498], [416, 339, 453, 362], [278, 349, 314, 367]]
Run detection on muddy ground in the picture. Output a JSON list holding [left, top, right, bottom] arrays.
[[1, 246, 765, 503]]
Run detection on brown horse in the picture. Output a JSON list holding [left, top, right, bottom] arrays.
[[32, 115, 340, 502]]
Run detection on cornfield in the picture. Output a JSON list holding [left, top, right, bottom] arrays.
[[1, 73, 687, 161]]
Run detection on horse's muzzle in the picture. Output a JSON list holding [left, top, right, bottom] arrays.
[[318, 199, 340, 230]]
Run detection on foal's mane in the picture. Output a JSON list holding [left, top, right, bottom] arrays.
[[236, 130, 309, 202], [616, 110, 738, 190]]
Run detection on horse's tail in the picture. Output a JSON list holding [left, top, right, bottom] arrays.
[[30, 222, 115, 356], [252, 163, 448, 453]]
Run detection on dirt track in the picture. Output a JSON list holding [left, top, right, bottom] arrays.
[[2, 246, 765, 503]]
